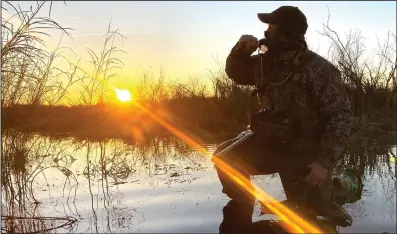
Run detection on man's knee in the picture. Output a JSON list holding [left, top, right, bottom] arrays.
[[212, 133, 255, 163], [212, 139, 236, 171]]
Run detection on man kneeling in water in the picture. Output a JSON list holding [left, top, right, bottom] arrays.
[[211, 5, 362, 232]]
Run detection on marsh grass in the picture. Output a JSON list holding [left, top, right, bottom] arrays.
[[318, 10, 396, 131], [77, 21, 126, 106], [2, 2, 396, 139], [1, 1, 79, 108], [1, 3, 395, 232]]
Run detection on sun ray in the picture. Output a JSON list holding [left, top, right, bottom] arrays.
[[132, 101, 324, 233]]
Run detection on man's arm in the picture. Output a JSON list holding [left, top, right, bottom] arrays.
[[225, 41, 258, 85], [311, 65, 354, 169]]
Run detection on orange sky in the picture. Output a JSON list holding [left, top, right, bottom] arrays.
[[3, 1, 396, 105]]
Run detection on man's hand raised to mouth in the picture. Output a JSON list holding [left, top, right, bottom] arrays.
[[238, 35, 258, 54]]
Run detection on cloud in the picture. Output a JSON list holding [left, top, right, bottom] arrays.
[[67, 16, 81, 20], [70, 30, 176, 38], [71, 33, 105, 38]]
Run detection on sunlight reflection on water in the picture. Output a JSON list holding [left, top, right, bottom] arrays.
[[1, 132, 396, 233]]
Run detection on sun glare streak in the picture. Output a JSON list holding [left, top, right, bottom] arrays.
[[10, 24, 323, 230], [114, 88, 132, 102], [33, 18, 323, 229], [132, 101, 324, 233], [211, 157, 323, 233], [13, 26, 324, 231]]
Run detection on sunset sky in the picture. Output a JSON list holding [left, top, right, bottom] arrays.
[[4, 1, 396, 102]]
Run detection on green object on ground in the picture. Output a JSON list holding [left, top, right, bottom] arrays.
[[390, 156, 395, 164], [333, 169, 363, 205]]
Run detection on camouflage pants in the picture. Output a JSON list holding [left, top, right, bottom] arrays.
[[212, 134, 334, 215]]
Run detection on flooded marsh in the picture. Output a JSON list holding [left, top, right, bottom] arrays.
[[1, 131, 396, 233]]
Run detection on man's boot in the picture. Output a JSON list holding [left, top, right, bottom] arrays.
[[304, 186, 353, 228], [280, 179, 353, 228], [326, 201, 353, 227]]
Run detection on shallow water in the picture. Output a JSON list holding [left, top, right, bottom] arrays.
[[1, 132, 396, 233]]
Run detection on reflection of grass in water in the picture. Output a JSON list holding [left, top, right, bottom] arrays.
[[79, 140, 147, 232], [0, 131, 212, 232], [336, 132, 396, 218], [1, 130, 395, 232], [3, 131, 395, 182], [1, 130, 78, 233], [336, 131, 396, 179], [1, 215, 78, 234]]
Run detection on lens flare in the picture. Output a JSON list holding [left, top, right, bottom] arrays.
[[132, 101, 324, 233]]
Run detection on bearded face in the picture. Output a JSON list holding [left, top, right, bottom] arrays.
[[262, 24, 305, 55]]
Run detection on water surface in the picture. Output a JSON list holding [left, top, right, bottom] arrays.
[[1, 132, 396, 233]]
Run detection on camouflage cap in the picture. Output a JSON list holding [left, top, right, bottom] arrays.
[[258, 6, 308, 35]]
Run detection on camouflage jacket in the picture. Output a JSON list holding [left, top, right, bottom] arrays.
[[225, 42, 354, 169]]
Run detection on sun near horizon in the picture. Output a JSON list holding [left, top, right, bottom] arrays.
[[114, 88, 132, 102]]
